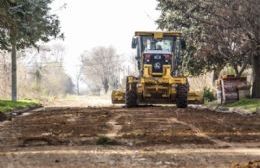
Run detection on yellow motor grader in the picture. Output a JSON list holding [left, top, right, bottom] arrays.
[[112, 31, 203, 108]]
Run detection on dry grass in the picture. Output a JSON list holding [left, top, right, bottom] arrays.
[[188, 72, 214, 92]]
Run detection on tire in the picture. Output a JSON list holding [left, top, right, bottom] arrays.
[[125, 89, 137, 108], [125, 78, 138, 108], [176, 84, 188, 108]]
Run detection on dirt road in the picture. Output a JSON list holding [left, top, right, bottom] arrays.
[[0, 106, 260, 168]]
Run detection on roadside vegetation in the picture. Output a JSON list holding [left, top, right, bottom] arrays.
[[156, 0, 260, 98], [0, 0, 259, 105], [0, 0, 64, 101], [225, 99, 260, 112], [0, 1, 73, 101], [0, 100, 40, 113]]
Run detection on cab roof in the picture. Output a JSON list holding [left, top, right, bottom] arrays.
[[135, 31, 182, 37]]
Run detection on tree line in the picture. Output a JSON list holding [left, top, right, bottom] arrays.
[[79, 46, 136, 95], [0, 43, 74, 100], [0, 0, 63, 101], [156, 0, 260, 98]]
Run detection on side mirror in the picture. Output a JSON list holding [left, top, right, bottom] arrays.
[[132, 37, 137, 49], [180, 39, 186, 50]]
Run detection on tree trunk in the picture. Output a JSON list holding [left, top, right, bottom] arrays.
[[11, 39, 17, 101], [212, 67, 222, 86], [76, 78, 80, 95], [103, 78, 109, 93], [234, 65, 239, 77], [252, 55, 260, 98]]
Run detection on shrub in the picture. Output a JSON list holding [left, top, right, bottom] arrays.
[[203, 88, 215, 102]]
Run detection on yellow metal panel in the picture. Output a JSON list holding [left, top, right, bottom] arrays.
[[163, 65, 171, 77], [169, 77, 187, 84], [143, 64, 152, 78], [154, 32, 163, 39], [142, 77, 157, 84], [127, 76, 135, 83], [188, 92, 204, 104], [143, 65, 173, 78], [111, 90, 125, 104], [170, 89, 177, 94], [152, 72, 163, 76]]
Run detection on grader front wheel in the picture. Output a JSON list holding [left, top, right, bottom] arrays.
[[176, 84, 188, 108], [125, 78, 138, 108], [125, 89, 137, 108]]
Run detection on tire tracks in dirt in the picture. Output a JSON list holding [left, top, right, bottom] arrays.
[[168, 118, 234, 148], [105, 112, 123, 138]]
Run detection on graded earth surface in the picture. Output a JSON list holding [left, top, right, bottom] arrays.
[[0, 104, 260, 168]]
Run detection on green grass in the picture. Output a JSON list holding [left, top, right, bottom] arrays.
[[0, 100, 40, 113], [225, 99, 260, 112]]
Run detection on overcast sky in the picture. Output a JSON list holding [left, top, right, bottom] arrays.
[[51, 0, 160, 77]]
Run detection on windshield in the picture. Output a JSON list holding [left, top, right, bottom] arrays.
[[141, 36, 174, 52]]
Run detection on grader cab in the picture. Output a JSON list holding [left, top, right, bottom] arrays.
[[112, 31, 203, 108]]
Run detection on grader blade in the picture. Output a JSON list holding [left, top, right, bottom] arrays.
[[111, 90, 125, 104], [188, 91, 204, 104]]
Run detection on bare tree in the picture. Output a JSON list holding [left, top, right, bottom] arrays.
[[10, 42, 75, 98], [75, 55, 84, 95], [75, 68, 82, 95], [81, 46, 121, 94]]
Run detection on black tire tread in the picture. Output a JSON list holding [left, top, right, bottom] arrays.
[[125, 89, 137, 107], [125, 77, 137, 108], [176, 85, 188, 108]]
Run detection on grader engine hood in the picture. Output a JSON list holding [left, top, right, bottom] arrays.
[[143, 51, 172, 76]]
